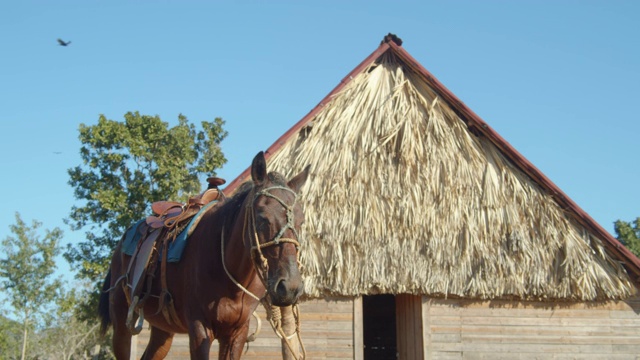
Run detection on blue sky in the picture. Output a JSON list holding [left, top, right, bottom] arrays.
[[1, 1, 639, 289]]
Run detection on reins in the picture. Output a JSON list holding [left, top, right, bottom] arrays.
[[220, 185, 306, 359], [248, 186, 301, 280]]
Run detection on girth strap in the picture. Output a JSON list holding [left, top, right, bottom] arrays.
[[156, 232, 184, 328]]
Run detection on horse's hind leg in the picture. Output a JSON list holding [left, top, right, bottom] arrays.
[[141, 326, 175, 360], [111, 321, 132, 360], [110, 291, 133, 360]]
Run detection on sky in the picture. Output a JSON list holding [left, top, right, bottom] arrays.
[[1, 1, 639, 292]]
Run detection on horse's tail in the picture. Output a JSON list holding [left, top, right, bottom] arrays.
[[98, 270, 112, 336]]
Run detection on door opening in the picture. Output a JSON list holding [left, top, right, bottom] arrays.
[[362, 294, 397, 359]]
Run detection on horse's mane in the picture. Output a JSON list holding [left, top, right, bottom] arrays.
[[266, 172, 287, 186], [214, 171, 288, 230]]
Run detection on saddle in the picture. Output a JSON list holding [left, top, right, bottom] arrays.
[[146, 177, 226, 229], [124, 177, 226, 334]]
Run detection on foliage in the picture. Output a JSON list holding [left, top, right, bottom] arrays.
[[0, 213, 63, 360], [614, 217, 640, 257], [0, 315, 21, 359], [64, 111, 227, 299], [37, 288, 108, 360]]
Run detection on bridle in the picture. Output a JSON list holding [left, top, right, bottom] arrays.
[[247, 186, 301, 279], [220, 184, 307, 358], [221, 185, 301, 301]]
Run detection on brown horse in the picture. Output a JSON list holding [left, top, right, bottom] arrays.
[[98, 151, 310, 359]]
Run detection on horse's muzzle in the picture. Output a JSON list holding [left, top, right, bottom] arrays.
[[268, 263, 304, 306], [270, 278, 303, 306]]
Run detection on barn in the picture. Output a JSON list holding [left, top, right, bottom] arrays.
[[134, 34, 640, 359]]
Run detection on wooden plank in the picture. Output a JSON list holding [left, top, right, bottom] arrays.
[[610, 308, 640, 319], [397, 294, 405, 359], [422, 297, 432, 360], [135, 296, 640, 359], [427, 298, 640, 311], [402, 294, 412, 360], [429, 315, 639, 327], [425, 297, 640, 359], [431, 306, 616, 318], [134, 297, 356, 359], [431, 324, 618, 337], [395, 294, 424, 360], [430, 342, 614, 354], [430, 351, 463, 360], [352, 296, 363, 360], [414, 295, 424, 359], [430, 333, 461, 343], [243, 349, 354, 358], [460, 334, 640, 345], [459, 354, 639, 360]]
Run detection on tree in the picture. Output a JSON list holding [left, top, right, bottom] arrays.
[[0, 314, 22, 359], [0, 213, 63, 360], [38, 287, 108, 360], [614, 217, 640, 258], [64, 112, 227, 301]]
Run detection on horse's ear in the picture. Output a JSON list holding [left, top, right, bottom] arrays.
[[251, 151, 267, 185], [287, 164, 310, 193]]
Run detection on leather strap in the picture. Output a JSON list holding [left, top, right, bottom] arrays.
[[156, 231, 184, 328]]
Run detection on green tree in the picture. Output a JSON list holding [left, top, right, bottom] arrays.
[[0, 314, 22, 359], [38, 287, 107, 360], [614, 217, 640, 257], [0, 213, 63, 360], [64, 112, 227, 299]]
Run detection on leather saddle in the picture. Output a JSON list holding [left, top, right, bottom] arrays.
[[124, 176, 226, 333], [146, 177, 226, 229]]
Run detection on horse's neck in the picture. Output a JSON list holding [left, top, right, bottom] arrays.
[[222, 204, 259, 287]]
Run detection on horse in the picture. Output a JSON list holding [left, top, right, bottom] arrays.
[[98, 151, 310, 359]]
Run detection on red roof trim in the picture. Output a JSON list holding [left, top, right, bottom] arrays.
[[223, 39, 640, 282]]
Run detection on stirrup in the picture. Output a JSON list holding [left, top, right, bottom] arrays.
[[126, 295, 145, 335], [133, 308, 145, 334]]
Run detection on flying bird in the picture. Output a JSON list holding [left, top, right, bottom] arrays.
[[57, 38, 71, 46]]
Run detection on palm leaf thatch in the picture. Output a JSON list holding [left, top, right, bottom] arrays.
[[266, 51, 635, 301]]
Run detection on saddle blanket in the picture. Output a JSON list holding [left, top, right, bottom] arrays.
[[122, 201, 217, 262]]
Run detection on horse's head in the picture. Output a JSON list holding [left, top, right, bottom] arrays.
[[248, 151, 309, 306]]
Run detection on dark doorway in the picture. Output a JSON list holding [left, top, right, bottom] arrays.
[[363, 295, 397, 359]]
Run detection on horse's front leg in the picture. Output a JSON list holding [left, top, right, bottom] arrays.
[[217, 321, 250, 360], [188, 319, 215, 360], [141, 326, 175, 360]]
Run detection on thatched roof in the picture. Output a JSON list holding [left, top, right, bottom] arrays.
[[225, 36, 640, 301]]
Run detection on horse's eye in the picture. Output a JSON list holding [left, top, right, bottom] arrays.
[[256, 215, 269, 230]]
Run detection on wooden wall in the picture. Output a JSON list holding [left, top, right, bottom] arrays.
[[396, 294, 425, 359], [133, 297, 355, 359], [423, 296, 640, 359], [133, 295, 640, 359]]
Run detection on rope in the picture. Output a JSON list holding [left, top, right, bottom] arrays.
[[261, 299, 306, 359], [292, 303, 307, 359], [246, 311, 262, 342], [220, 185, 307, 359], [221, 225, 262, 302]]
